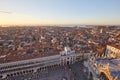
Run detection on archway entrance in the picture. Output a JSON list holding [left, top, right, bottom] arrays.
[[67, 61, 69, 65], [89, 72, 93, 80], [100, 72, 109, 80]]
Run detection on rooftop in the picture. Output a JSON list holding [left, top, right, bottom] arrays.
[[109, 44, 120, 50]]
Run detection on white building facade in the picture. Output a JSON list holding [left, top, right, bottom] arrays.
[[84, 45, 120, 80], [0, 47, 88, 79], [105, 45, 120, 58]]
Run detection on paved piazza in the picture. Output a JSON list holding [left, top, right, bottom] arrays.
[[4, 61, 88, 80]]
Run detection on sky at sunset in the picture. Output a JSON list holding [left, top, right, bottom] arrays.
[[0, 0, 120, 25]]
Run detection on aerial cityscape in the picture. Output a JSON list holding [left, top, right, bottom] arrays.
[[0, 0, 120, 80]]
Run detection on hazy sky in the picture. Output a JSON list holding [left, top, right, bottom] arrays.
[[0, 0, 120, 25]]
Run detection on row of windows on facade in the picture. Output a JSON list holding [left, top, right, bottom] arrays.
[[0, 58, 59, 70], [0, 60, 60, 73], [0, 63, 60, 79]]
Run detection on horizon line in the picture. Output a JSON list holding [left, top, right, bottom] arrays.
[[0, 24, 120, 27]]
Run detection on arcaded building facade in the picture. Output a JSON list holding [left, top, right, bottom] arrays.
[[0, 47, 88, 79]]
